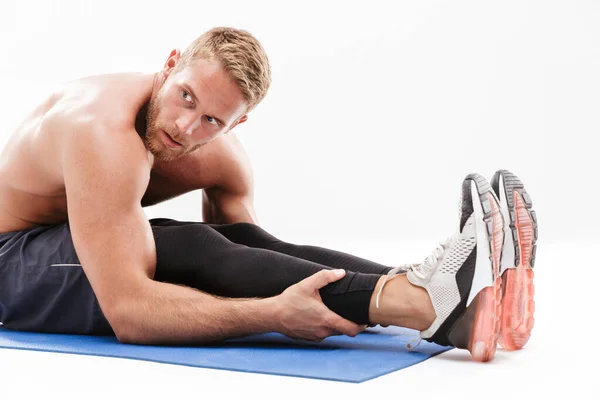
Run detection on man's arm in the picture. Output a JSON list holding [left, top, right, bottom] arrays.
[[202, 185, 258, 225], [61, 124, 275, 344], [202, 137, 259, 225]]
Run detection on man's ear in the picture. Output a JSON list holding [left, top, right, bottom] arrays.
[[225, 115, 248, 134], [233, 115, 248, 128], [227, 114, 248, 132], [162, 49, 181, 77]]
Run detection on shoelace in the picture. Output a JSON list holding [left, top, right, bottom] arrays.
[[408, 237, 453, 280], [375, 237, 454, 308], [406, 337, 422, 350], [374, 237, 454, 350]]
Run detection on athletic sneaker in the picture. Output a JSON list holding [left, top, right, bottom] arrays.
[[491, 170, 537, 350], [405, 174, 504, 362]]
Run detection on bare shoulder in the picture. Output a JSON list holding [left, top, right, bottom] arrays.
[[44, 77, 150, 174], [43, 73, 153, 165], [44, 107, 147, 169], [0, 74, 148, 188], [58, 73, 153, 128], [34, 73, 148, 136], [61, 121, 152, 203]]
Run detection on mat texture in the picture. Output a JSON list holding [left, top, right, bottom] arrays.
[[0, 325, 451, 383]]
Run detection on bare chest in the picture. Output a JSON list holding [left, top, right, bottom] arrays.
[[141, 154, 214, 207], [0, 150, 214, 233]]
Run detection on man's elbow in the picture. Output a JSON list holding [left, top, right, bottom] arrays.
[[102, 302, 135, 343], [100, 291, 145, 344], [115, 330, 144, 345]]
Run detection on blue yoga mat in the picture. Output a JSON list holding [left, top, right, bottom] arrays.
[[0, 325, 451, 383]]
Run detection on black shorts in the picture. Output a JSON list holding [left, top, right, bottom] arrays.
[[0, 221, 112, 334], [0, 218, 183, 335]]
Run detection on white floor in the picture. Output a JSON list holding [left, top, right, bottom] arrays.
[[0, 237, 597, 400]]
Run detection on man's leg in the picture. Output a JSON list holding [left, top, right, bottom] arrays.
[[0, 218, 431, 335], [150, 218, 393, 325], [150, 218, 394, 276]]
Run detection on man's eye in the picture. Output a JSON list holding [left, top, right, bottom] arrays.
[[206, 116, 218, 125], [182, 90, 192, 102]]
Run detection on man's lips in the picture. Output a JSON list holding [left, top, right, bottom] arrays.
[[169, 134, 183, 145], [161, 130, 183, 148]]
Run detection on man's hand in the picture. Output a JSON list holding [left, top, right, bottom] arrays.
[[274, 269, 367, 342]]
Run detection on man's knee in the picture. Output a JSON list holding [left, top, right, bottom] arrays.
[[232, 222, 270, 236], [230, 222, 280, 246]]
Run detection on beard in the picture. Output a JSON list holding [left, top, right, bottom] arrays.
[[142, 92, 210, 162], [144, 95, 188, 162]]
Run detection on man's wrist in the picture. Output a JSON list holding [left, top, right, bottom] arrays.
[[252, 296, 281, 334]]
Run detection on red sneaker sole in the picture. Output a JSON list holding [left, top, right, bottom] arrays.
[[499, 190, 536, 349], [467, 192, 503, 362]]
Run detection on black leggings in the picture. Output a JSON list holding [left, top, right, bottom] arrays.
[[150, 218, 393, 325]]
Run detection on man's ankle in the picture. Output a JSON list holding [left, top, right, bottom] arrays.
[[368, 274, 436, 330]]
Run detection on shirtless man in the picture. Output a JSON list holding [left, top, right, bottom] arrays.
[[0, 27, 537, 362]]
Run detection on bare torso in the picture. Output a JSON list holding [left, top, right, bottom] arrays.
[[0, 73, 239, 234]]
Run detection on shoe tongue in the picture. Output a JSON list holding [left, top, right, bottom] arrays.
[[387, 265, 411, 275], [405, 268, 423, 287]]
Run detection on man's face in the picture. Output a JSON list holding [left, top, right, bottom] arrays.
[[144, 58, 248, 162]]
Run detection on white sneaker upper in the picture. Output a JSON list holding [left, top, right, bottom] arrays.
[[406, 215, 477, 339], [403, 176, 499, 346]]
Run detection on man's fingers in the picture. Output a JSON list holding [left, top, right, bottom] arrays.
[[302, 269, 346, 291], [331, 325, 367, 337], [327, 314, 364, 337]]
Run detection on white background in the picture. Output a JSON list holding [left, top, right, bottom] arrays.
[[1, 0, 598, 246], [0, 1, 598, 399]]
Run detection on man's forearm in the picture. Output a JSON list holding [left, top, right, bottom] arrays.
[[111, 279, 280, 345]]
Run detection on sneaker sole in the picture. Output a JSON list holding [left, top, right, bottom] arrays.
[[449, 174, 503, 362], [493, 170, 537, 350]]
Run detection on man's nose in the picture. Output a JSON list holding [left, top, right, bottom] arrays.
[[176, 116, 202, 136]]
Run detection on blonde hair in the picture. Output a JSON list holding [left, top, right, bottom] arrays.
[[176, 27, 271, 112]]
